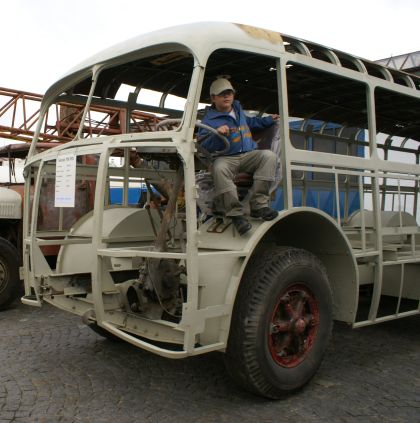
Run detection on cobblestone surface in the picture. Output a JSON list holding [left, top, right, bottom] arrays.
[[0, 301, 419, 422]]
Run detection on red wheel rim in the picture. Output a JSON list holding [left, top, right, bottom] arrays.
[[268, 284, 319, 368]]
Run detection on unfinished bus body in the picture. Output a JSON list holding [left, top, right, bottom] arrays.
[[22, 22, 420, 398]]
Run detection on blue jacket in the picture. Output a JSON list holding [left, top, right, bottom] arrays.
[[198, 100, 275, 155]]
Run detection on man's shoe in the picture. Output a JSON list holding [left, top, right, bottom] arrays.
[[250, 207, 278, 221], [231, 216, 252, 235]]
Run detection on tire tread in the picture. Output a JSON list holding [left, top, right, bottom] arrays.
[[225, 246, 332, 398]]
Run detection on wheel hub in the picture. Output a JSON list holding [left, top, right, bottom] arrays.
[[269, 284, 320, 367], [293, 317, 307, 334]]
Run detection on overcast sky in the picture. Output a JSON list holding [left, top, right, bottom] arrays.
[[1, 0, 419, 94]]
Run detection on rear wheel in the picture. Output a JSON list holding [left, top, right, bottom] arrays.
[[225, 246, 333, 398], [0, 238, 21, 310]]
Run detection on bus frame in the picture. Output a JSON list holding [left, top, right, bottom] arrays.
[[22, 22, 420, 398]]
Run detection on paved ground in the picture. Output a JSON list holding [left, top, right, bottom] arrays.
[[0, 301, 419, 423]]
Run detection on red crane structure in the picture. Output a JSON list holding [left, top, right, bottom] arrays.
[[0, 86, 161, 145]]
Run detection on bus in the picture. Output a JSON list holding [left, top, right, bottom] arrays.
[[21, 22, 420, 398]]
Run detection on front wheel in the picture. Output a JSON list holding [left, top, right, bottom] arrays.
[[225, 246, 333, 398]]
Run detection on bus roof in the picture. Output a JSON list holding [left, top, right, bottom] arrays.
[[60, 22, 284, 79], [38, 23, 419, 143], [47, 22, 419, 99]]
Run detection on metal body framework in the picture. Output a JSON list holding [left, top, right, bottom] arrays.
[[20, 22, 419, 364]]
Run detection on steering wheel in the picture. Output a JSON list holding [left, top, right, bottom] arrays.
[[156, 118, 230, 156]]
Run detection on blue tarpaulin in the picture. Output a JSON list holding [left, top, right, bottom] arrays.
[[271, 120, 364, 218]]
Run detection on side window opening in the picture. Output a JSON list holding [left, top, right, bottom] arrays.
[[201, 49, 279, 117], [284, 62, 369, 220], [374, 88, 420, 220]]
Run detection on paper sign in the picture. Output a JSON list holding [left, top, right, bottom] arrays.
[[54, 152, 76, 207]]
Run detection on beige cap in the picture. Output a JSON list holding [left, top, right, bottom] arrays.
[[209, 78, 236, 96]]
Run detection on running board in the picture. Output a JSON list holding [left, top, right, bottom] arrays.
[[21, 294, 42, 307]]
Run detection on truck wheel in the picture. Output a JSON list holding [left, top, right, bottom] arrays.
[[225, 246, 333, 398], [0, 238, 21, 310]]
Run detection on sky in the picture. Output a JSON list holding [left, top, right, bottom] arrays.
[[1, 0, 419, 95]]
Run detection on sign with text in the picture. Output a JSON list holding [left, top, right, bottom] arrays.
[[54, 152, 76, 207]]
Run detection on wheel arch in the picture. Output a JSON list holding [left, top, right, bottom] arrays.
[[241, 208, 358, 323]]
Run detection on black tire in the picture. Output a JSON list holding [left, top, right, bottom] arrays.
[[0, 238, 21, 310], [225, 246, 333, 399]]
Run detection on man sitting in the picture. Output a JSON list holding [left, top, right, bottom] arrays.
[[198, 77, 279, 235]]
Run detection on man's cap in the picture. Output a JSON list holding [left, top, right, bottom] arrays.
[[209, 78, 236, 96]]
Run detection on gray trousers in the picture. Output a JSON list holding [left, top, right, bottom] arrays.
[[211, 149, 277, 217]]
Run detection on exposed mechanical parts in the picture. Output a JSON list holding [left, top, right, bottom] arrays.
[[119, 259, 186, 321]]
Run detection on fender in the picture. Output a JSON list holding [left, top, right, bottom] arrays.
[[228, 207, 359, 324]]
